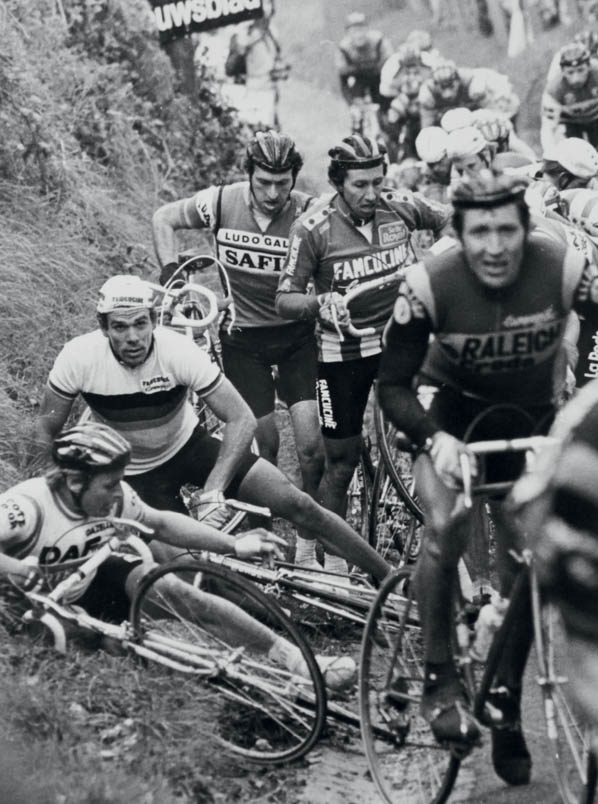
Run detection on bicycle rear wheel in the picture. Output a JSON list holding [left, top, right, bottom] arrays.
[[368, 461, 423, 568], [359, 568, 460, 804], [129, 560, 327, 764], [532, 579, 591, 803]]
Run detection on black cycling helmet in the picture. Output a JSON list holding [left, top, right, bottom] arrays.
[[244, 130, 303, 178], [431, 60, 459, 89], [559, 41, 590, 68], [53, 423, 131, 474], [328, 135, 387, 170], [451, 168, 528, 208]]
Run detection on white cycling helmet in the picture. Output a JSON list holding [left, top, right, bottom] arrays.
[[561, 188, 598, 238], [551, 138, 598, 179], [446, 126, 488, 160], [415, 126, 449, 163], [440, 107, 474, 133], [97, 275, 155, 314]]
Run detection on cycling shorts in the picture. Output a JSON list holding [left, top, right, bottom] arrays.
[[220, 322, 317, 418], [417, 382, 555, 485], [77, 555, 142, 623], [317, 354, 380, 439], [126, 424, 259, 514]]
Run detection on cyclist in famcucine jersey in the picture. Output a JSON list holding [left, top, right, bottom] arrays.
[[152, 132, 323, 530], [276, 135, 450, 575]]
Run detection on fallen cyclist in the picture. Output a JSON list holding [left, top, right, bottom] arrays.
[[377, 169, 598, 786], [1, 421, 356, 691], [34, 275, 389, 583]]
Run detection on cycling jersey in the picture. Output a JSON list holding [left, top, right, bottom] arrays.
[[336, 30, 391, 79], [378, 232, 598, 446], [48, 327, 222, 474], [190, 181, 312, 330], [0, 476, 143, 600], [276, 188, 450, 362], [542, 64, 598, 127], [418, 68, 484, 128]]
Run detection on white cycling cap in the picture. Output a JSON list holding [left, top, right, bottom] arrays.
[[97, 275, 155, 314], [415, 126, 449, 163], [440, 107, 474, 133], [446, 126, 488, 160], [549, 138, 598, 179]]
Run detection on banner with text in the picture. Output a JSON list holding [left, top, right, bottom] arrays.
[[149, 0, 264, 44]]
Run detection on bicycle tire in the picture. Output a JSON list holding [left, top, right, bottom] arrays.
[[359, 567, 460, 804], [374, 400, 423, 523], [129, 559, 327, 764], [368, 461, 422, 568], [531, 578, 591, 804]]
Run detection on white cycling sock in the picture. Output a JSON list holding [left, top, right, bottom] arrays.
[[294, 536, 318, 567], [324, 554, 349, 575], [268, 636, 304, 673]]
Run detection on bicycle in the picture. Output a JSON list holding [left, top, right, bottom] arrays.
[[15, 517, 327, 765], [359, 435, 592, 804]]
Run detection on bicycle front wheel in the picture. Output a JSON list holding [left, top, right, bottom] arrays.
[[532, 580, 591, 803], [359, 568, 460, 804], [129, 560, 327, 764]]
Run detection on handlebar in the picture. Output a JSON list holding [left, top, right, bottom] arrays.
[[323, 271, 403, 340]]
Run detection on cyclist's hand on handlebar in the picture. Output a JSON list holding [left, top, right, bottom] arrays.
[[234, 529, 287, 566], [424, 431, 478, 490], [317, 292, 351, 329]]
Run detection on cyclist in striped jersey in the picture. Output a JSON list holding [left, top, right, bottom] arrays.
[[276, 135, 450, 571]]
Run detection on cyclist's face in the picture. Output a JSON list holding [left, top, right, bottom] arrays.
[[103, 309, 154, 367], [452, 153, 486, 180], [562, 63, 590, 88], [80, 468, 125, 517], [341, 166, 385, 219], [348, 23, 368, 46], [437, 80, 459, 101], [250, 167, 294, 217], [461, 204, 526, 289]]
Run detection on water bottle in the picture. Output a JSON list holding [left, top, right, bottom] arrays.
[[469, 594, 509, 663]]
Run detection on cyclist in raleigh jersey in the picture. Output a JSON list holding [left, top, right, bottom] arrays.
[[377, 169, 598, 785], [275, 135, 450, 574], [1, 421, 355, 690], [35, 275, 389, 582], [152, 130, 324, 567]]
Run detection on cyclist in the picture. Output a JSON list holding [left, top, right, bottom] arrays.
[[34, 275, 390, 582], [541, 42, 598, 152], [446, 125, 494, 183], [336, 12, 392, 107], [542, 136, 598, 192], [275, 135, 450, 574], [0, 421, 355, 690], [377, 169, 598, 785], [152, 130, 324, 567], [405, 29, 442, 70], [418, 60, 486, 129], [471, 108, 537, 162], [379, 44, 425, 162]]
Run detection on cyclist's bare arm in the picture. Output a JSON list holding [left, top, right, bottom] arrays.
[[199, 378, 257, 494], [152, 196, 206, 270], [141, 503, 285, 560], [34, 388, 75, 462]]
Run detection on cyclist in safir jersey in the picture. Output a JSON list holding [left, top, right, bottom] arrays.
[[541, 42, 598, 152], [35, 275, 390, 582], [336, 12, 392, 107], [377, 170, 598, 785], [0, 422, 356, 691], [152, 131, 324, 566], [275, 135, 450, 574]]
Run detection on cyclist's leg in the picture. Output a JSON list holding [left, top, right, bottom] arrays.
[[236, 458, 390, 581]]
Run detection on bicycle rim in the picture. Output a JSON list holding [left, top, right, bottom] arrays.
[[369, 462, 423, 568], [129, 560, 326, 764], [347, 450, 375, 541], [374, 401, 423, 522], [359, 568, 460, 804], [533, 586, 590, 803]]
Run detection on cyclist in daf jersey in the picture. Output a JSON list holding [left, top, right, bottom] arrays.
[[1, 422, 355, 690], [377, 170, 598, 786], [35, 275, 389, 583], [275, 135, 450, 574], [152, 130, 324, 568]]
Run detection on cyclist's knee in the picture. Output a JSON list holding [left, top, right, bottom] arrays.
[[255, 415, 279, 464]]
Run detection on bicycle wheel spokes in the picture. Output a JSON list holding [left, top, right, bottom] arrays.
[[359, 569, 459, 804], [369, 464, 423, 568], [130, 561, 326, 764], [535, 600, 590, 803]]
